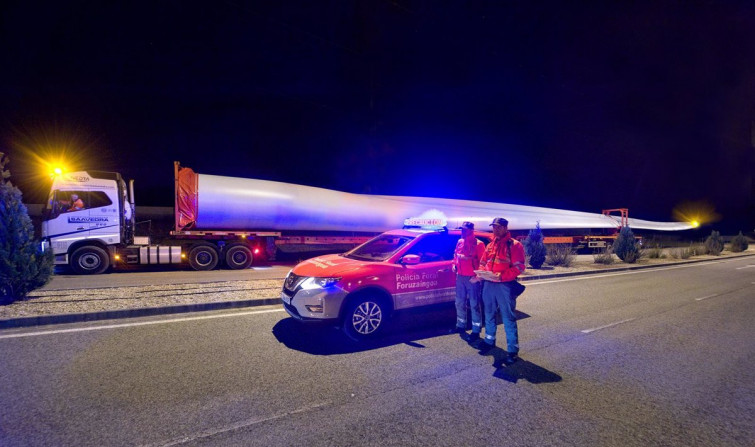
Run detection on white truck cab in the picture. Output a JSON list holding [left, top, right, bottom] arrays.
[[42, 170, 134, 274]]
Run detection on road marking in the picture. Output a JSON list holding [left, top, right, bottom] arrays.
[[695, 294, 719, 301], [581, 318, 636, 334], [141, 401, 331, 447], [0, 308, 286, 340], [526, 258, 740, 286], [735, 265, 755, 270]]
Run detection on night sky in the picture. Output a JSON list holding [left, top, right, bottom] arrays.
[[2, 1, 753, 233]]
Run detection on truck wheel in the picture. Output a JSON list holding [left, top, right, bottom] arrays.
[[342, 295, 389, 341], [225, 244, 253, 269], [188, 244, 219, 271], [71, 246, 110, 275]]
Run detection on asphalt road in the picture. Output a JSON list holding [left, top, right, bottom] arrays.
[[2, 257, 753, 446]]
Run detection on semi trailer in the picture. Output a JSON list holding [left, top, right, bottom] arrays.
[[40, 162, 694, 274]]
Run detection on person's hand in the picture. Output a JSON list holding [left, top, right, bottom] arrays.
[[470, 276, 480, 283], [452, 264, 457, 274]]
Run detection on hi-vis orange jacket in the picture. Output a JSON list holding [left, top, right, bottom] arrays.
[[478, 231, 526, 282], [452, 236, 485, 276]]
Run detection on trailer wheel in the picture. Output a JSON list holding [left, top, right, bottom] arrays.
[[71, 246, 110, 275], [188, 244, 219, 271], [342, 294, 390, 341], [225, 244, 253, 270]]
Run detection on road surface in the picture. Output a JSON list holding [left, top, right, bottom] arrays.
[[2, 257, 753, 446]]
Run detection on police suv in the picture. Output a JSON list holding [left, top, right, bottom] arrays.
[[281, 222, 492, 340]]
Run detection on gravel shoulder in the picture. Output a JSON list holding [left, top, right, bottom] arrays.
[[1, 249, 752, 321]]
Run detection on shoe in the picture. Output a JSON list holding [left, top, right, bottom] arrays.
[[449, 326, 466, 335], [478, 342, 495, 354], [502, 353, 519, 365], [466, 332, 480, 342]]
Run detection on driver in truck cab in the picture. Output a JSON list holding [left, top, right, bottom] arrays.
[[68, 193, 85, 211]]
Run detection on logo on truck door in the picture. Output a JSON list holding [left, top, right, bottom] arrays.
[[68, 217, 109, 223]]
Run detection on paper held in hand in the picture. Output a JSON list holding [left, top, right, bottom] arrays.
[[473, 270, 499, 281]]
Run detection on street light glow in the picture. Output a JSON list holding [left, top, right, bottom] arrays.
[[672, 200, 721, 227]]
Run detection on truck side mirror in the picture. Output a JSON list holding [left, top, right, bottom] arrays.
[[401, 254, 421, 265]]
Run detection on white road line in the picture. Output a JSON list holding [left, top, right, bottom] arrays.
[[735, 265, 755, 270], [695, 294, 719, 301], [0, 308, 286, 340], [581, 318, 636, 334], [526, 259, 738, 286], [141, 401, 331, 447]]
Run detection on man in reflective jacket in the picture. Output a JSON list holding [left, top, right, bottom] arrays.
[[451, 221, 486, 338], [473, 217, 526, 365]]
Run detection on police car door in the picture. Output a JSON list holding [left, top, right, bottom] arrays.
[[393, 233, 458, 310]]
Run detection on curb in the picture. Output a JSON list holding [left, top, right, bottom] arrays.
[[0, 298, 281, 329], [2, 253, 752, 329]]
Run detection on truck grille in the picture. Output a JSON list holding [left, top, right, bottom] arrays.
[[283, 273, 306, 295]]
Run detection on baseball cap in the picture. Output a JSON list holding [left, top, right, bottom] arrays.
[[458, 221, 474, 230], [489, 217, 509, 227]]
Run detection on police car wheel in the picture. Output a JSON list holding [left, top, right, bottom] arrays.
[[343, 297, 387, 341], [71, 246, 110, 275]]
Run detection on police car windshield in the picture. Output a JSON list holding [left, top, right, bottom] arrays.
[[344, 234, 415, 262]]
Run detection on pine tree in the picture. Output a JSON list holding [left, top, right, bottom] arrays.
[[729, 231, 749, 252], [613, 225, 640, 263], [0, 152, 54, 304], [524, 221, 547, 268], [704, 230, 725, 255]]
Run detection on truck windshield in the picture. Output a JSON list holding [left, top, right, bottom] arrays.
[[344, 234, 415, 262]]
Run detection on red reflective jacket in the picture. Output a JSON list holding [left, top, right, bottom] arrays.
[[452, 236, 485, 276], [479, 231, 526, 282]]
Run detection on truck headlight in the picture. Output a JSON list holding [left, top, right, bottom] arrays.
[[300, 277, 341, 290]]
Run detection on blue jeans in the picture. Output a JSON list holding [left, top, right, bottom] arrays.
[[482, 281, 519, 354], [455, 275, 482, 332]]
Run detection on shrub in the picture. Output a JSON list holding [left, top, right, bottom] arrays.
[[646, 245, 663, 259], [524, 221, 547, 269], [669, 247, 691, 259], [704, 231, 724, 256], [613, 226, 641, 263], [729, 231, 749, 253], [0, 152, 54, 304], [593, 247, 615, 265], [688, 243, 706, 256], [546, 243, 575, 267], [623, 247, 641, 263]]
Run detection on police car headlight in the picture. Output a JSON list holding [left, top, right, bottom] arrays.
[[300, 277, 341, 290]]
